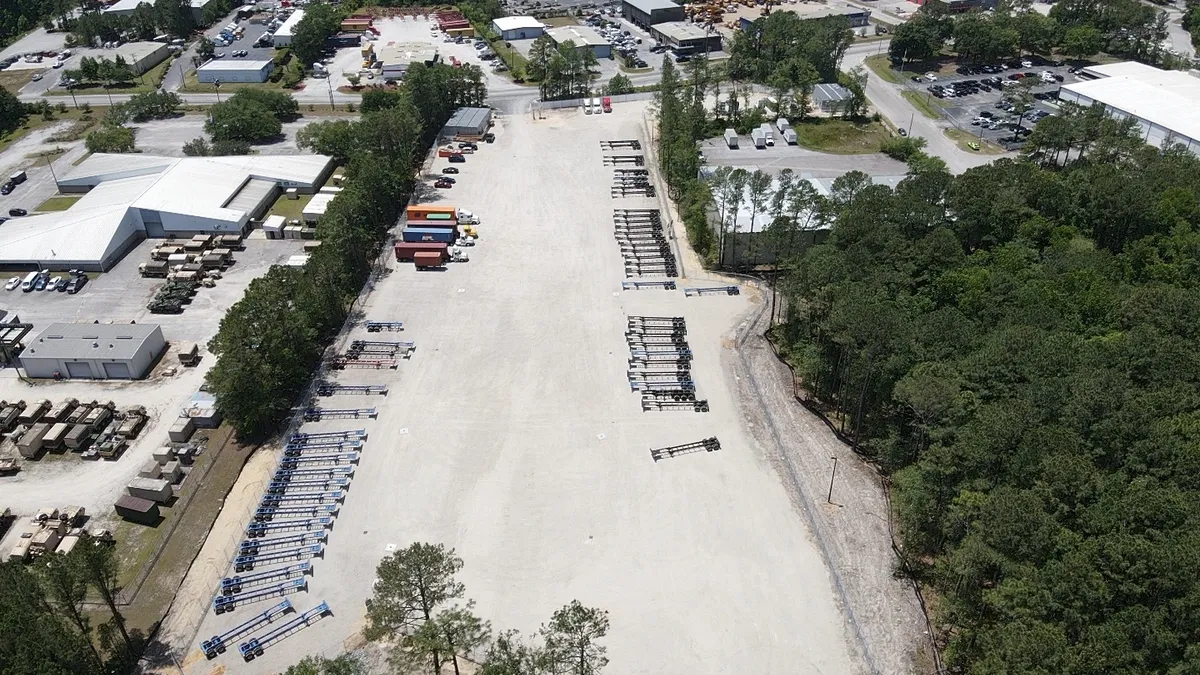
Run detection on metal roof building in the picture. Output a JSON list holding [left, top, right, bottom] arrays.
[[813, 82, 853, 112], [441, 107, 493, 138], [20, 323, 166, 380], [491, 16, 546, 40], [622, 0, 685, 27], [546, 25, 611, 58], [273, 9, 306, 47], [1060, 62, 1200, 154], [0, 154, 333, 271], [197, 59, 274, 83], [376, 43, 439, 78], [650, 21, 722, 53]]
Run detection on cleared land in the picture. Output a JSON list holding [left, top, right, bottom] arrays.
[[181, 102, 864, 674]]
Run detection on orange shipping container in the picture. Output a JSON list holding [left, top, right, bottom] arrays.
[[406, 205, 457, 220]]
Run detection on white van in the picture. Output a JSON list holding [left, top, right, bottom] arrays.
[[20, 271, 38, 292]]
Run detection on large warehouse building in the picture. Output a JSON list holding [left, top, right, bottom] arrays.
[[546, 25, 611, 59], [104, 0, 213, 20], [0, 154, 333, 271], [622, 0, 685, 28], [491, 16, 546, 40], [196, 59, 274, 83], [273, 9, 305, 47], [20, 323, 166, 380], [1060, 62, 1200, 153]]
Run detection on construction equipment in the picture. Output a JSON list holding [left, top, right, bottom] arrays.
[[302, 407, 378, 422], [238, 601, 331, 661], [200, 599, 294, 659], [365, 321, 404, 332], [685, 285, 740, 296], [315, 384, 389, 396], [221, 563, 312, 596], [233, 543, 324, 572], [212, 578, 306, 614], [650, 437, 721, 462], [245, 516, 334, 538]]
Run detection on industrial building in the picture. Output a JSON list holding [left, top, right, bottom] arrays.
[[1059, 62, 1200, 154], [813, 82, 853, 113], [491, 16, 546, 41], [376, 43, 440, 80], [546, 25, 611, 59], [441, 107, 493, 138], [196, 59, 274, 83], [738, 5, 871, 30], [273, 9, 305, 47], [622, 0, 685, 28], [104, 0, 213, 21], [650, 22, 723, 54], [20, 323, 166, 380], [0, 154, 333, 271]]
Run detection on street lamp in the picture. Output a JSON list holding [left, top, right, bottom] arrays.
[[826, 456, 838, 504], [214, 79, 222, 103], [103, 81, 114, 107]]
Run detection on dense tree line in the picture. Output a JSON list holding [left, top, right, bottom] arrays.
[[772, 106, 1200, 672], [0, 0, 71, 47], [0, 87, 27, 136], [729, 13, 853, 84], [0, 544, 138, 674], [208, 64, 482, 439], [890, 0, 1180, 67], [362, 542, 610, 675], [63, 55, 136, 87], [67, 0, 198, 46], [525, 36, 599, 101], [204, 88, 298, 144]]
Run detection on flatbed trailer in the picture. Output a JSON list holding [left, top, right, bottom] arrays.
[[684, 285, 740, 297], [213, 578, 306, 614], [364, 321, 404, 332], [630, 380, 696, 392], [621, 280, 676, 291], [253, 503, 339, 522], [240, 531, 327, 556], [221, 563, 312, 596], [272, 465, 354, 479], [245, 516, 334, 538], [239, 601, 331, 661], [315, 384, 389, 396], [264, 478, 350, 495], [200, 599, 293, 659], [626, 326, 687, 336], [278, 452, 360, 468], [650, 437, 721, 462], [289, 429, 367, 442], [284, 439, 364, 451], [643, 398, 710, 412], [329, 357, 397, 370], [234, 543, 324, 572], [302, 407, 378, 421], [260, 490, 345, 506]]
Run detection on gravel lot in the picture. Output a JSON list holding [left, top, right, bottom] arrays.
[[180, 102, 866, 674]]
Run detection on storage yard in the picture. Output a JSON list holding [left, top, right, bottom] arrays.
[[178, 100, 869, 674]]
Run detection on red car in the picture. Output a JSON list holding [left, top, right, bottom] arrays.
[[435, 179, 453, 189]]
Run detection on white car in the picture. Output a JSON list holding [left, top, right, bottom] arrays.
[[31, 73, 42, 81], [47, 276, 62, 290], [1021, 60, 1033, 68], [4, 277, 20, 291], [924, 72, 937, 81]]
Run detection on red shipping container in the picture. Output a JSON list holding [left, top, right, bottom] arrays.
[[394, 242, 448, 261], [414, 251, 445, 269]]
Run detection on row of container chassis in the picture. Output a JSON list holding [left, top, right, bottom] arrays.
[[615, 208, 678, 279], [627, 316, 709, 413]]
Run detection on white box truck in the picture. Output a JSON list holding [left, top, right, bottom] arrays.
[[783, 128, 798, 145], [724, 128, 738, 148], [751, 128, 766, 149], [761, 123, 775, 146], [776, 117, 791, 132]]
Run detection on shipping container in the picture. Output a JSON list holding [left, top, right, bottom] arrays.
[[44, 398, 78, 423], [724, 128, 738, 149], [405, 219, 458, 229], [406, 205, 458, 221], [402, 227, 457, 244], [16, 423, 50, 458], [394, 241, 449, 261], [414, 251, 446, 269]]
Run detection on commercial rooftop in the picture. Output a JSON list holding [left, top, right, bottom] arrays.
[[275, 9, 305, 38], [377, 43, 439, 67], [491, 16, 545, 32], [1061, 61, 1200, 147], [196, 59, 273, 72], [23, 323, 162, 361], [105, 0, 208, 11], [546, 25, 609, 48], [0, 154, 333, 270], [813, 82, 852, 102], [444, 107, 491, 131], [624, 0, 683, 12], [653, 21, 711, 41]]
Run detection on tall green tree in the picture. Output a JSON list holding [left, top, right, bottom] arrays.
[[540, 601, 610, 675], [290, 1, 341, 67]]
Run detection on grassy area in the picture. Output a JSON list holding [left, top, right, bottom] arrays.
[[267, 191, 314, 221], [902, 90, 942, 119], [47, 58, 174, 97], [0, 68, 39, 94], [945, 128, 1007, 154], [620, 64, 653, 74], [865, 55, 903, 84], [542, 16, 580, 26], [35, 195, 82, 212], [0, 107, 99, 155], [791, 117, 892, 155]]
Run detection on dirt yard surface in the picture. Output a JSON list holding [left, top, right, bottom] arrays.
[[167, 101, 900, 674]]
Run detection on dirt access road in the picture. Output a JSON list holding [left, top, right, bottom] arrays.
[[165, 100, 924, 675]]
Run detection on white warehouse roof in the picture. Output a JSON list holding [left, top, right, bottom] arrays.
[[197, 59, 273, 73], [275, 9, 305, 38], [492, 16, 545, 31], [1061, 62, 1200, 145], [623, 0, 682, 12], [546, 25, 609, 48]]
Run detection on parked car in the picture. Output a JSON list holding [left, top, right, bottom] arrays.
[[47, 276, 62, 291], [66, 275, 87, 294], [898, 127, 907, 137], [442, 167, 459, 174], [8, 208, 27, 217], [33, 275, 47, 291], [31, 73, 43, 81], [4, 277, 19, 291], [439, 177, 456, 184], [0, 182, 12, 195], [435, 178, 453, 188], [448, 155, 466, 163]]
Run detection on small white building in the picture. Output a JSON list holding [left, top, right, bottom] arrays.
[[491, 16, 546, 41], [813, 83, 853, 113], [196, 59, 274, 83], [273, 9, 306, 47], [302, 192, 336, 222], [20, 323, 166, 380], [546, 25, 611, 59], [376, 43, 439, 80]]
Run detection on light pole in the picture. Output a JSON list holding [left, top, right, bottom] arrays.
[[67, 83, 78, 110], [826, 456, 838, 504], [103, 82, 114, 106], [214, 80, 222, 103]]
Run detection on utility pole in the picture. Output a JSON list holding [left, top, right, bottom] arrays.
[[826, 456, 838, 504]]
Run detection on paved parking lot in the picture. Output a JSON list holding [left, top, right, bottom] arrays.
[[205, 16, 276, 63], [909, 59, 1081, 147]]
